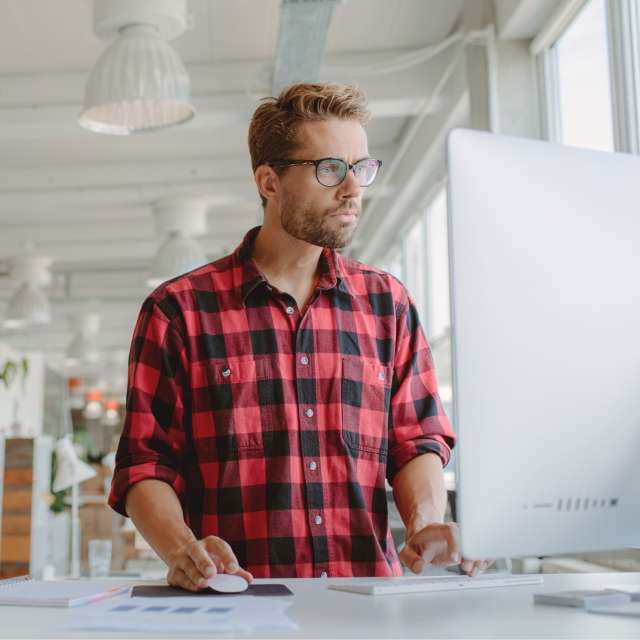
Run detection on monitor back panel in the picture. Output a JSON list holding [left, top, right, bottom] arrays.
[[447, 129, 640, 559]]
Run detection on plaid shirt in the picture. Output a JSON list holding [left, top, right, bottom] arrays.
[[109, 226, 455, 578]]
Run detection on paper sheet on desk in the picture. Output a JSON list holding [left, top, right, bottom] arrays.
[[588, 602, 640, 618], [65, 595, 298, 633]]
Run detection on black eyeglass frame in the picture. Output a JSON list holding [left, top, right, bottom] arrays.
[[268, 157, 382, 187]]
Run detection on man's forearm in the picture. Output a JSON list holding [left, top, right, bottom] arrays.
[[125, 479, 196, 565], [392, 453, 447, 537]]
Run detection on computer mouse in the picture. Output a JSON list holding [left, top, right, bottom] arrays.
[[207, 573, 249, 593]]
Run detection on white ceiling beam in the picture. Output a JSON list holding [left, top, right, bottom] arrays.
[[494, 0, 566, 40], [0, 205, 150, 226], [0, 179, 256, 212], [0, 156, 252, 191], [0, 230, 248, 264], [0, 213, 254, 249]]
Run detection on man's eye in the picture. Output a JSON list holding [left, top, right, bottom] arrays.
[[320, 163, 340, 173]]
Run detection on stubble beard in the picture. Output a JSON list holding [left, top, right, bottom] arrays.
[[280, 192, 360, 249]]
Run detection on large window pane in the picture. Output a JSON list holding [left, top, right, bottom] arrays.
[[426, 189, 450, 342], [555, 0, 614, 151], [403, 215, 427, 326], [385, 250, 404, 283], [426, 188, 451, 406]]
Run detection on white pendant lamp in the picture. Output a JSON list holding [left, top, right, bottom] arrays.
[[79, 0, 194, 135], [66, 312, 102, 366], [4, 247, 52, 329], [147, 198, 208, 287]]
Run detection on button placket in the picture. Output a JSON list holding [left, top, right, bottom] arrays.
[[294, 324, 326, 570]]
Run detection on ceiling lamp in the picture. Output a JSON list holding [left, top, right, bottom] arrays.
[[3, 247, 52, 329], [79, 0, 194, 135], [66, 312, 101, 366], [147, 198, 208, 287]]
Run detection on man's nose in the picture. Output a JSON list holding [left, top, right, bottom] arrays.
[[338, 167, 362, 199]]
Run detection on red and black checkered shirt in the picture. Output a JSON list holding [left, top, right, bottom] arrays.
[[109, 226, 456, 577]]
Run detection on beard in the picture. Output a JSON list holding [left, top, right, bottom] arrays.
[[280, 191, 360, 249]]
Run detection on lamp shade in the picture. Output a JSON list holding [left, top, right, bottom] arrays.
[[66, 332, 101, 364], [4, 283, 51, 328], [66, 312, 102, 365], [52, 436, 97, 493], [3, 248, 52, 329], [78, 24, 194, 135], [147, 232, 207, 288]]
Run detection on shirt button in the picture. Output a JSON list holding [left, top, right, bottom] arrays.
[[309, 461, 317, 471], [300, 355, 309, 365], [314, 515, 322, 525], [221, 367, 231, 378], [286, 306, 295, 315], [305, 408, 314, 418], [320, 571, 328, 578]]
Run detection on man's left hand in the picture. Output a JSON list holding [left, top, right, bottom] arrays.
[[399, 522, 495, 577]]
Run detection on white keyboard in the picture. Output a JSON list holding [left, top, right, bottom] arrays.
[[328, 573, 544, 596]]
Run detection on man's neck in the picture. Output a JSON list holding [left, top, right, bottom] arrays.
[[252, 221, 323, 285], [252, 220, 324, 312]]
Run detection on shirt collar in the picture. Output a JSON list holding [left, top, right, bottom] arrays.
[[232, 226, 352, 305]]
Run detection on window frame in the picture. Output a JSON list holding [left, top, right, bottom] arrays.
[[533, 0, 640, 154]]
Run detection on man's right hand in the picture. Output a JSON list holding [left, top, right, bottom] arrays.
[[166, 535, 253, 591]]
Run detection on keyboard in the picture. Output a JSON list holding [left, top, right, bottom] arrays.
[[328, 573, 544, 596]]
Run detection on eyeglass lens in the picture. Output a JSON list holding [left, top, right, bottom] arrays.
[[316, 158, 380, 187]]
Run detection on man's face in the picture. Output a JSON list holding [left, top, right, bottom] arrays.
[[276, 118, 369, 249]]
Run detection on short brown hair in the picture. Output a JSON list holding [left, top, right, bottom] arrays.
[[248, 82, 371, 206]]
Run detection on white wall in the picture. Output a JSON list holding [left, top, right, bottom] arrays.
[[0, 343, 45, 436]]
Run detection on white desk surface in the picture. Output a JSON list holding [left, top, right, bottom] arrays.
[[1, 572, 639, 639]]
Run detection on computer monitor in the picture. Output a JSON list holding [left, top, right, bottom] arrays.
[[446, 128, 640, 560]]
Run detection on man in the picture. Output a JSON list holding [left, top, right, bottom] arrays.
[[109, 83, 491, 590]]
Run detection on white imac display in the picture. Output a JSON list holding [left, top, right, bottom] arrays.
[[447, 128, 640, 559]]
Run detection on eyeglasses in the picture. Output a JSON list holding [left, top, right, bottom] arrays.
[[268, 157, 382, 187]]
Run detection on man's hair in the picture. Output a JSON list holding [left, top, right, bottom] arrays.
[[248, 82, 371, 207]]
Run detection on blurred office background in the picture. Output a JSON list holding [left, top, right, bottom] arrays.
[[0, 0, 637, 578]]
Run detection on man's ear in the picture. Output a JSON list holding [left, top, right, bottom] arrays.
[[254, 165, 280, 204]]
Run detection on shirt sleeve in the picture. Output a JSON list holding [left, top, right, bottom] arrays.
[[386, 284, 456, 485], [108, 294, 190, 517]]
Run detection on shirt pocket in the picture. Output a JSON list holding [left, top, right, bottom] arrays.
[[205, 356, 272, 451], [340, 356, 392, 457]]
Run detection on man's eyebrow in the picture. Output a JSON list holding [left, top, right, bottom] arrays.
[[325, 156, 370, 163]]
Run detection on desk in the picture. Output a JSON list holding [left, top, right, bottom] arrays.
[[1, 572, 639, 638]]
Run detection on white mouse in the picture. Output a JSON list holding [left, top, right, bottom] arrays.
[[207, 573, 249, 593]]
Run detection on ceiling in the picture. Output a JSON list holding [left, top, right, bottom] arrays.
[[0, 0, 464, 381]]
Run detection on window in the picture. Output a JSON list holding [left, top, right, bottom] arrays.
[[384, 250, 404, 284], [402, 215, 427, 327], [425, 189, 450, 344], [374, 188, 451, 404], [542, 0, 615, 151]]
